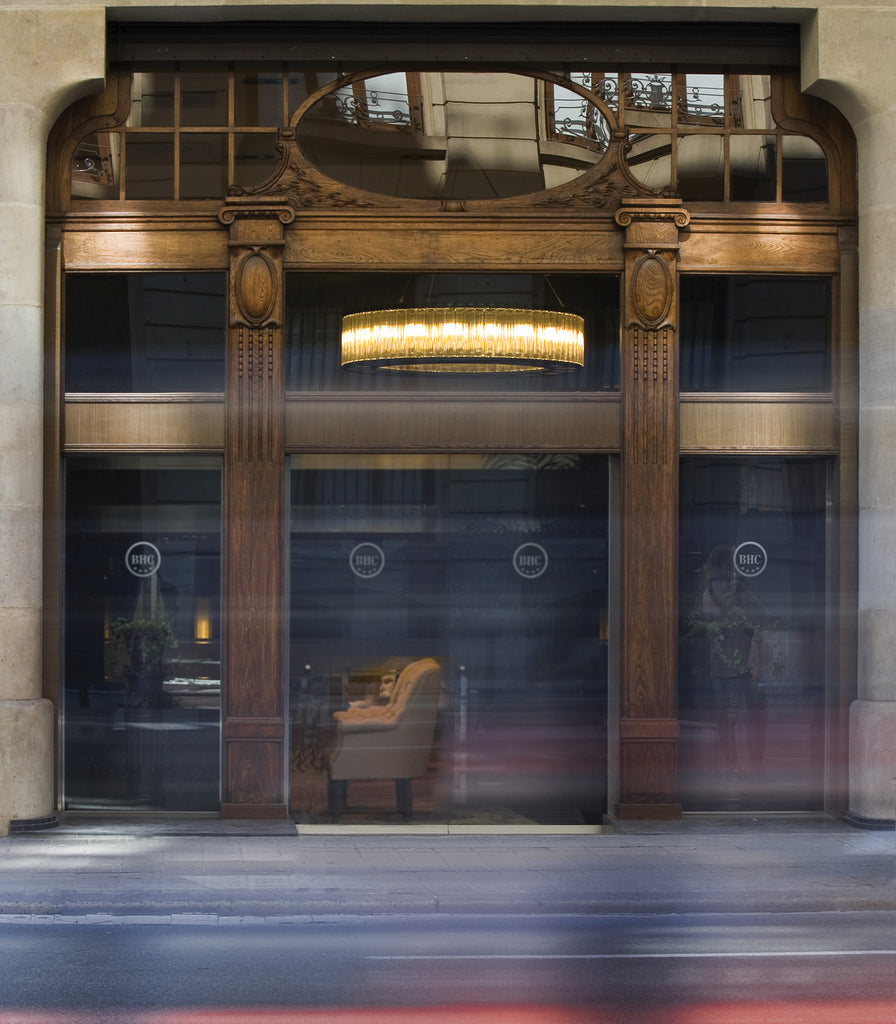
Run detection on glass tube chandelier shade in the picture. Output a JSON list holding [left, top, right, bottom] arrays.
[[341, 307, 585, 372]]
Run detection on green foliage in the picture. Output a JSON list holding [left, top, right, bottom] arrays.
[[681, 589, 783, 678], [108, 615, 178, 678]]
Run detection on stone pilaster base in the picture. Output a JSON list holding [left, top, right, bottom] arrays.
[[0, 698, 55, 836], [847, 698, 896, 827]]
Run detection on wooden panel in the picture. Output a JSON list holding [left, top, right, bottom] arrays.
[[55, 212, 843, 277], [617, 734, 681, 814], [221, 802, 287, 820], [680, 221, 840, 274], [64, 398, 224, 450], [830, 227, 859, 815], [285, 215, 623, 270], [681, 399, 837, 452], [60, 220, 227, 270], [285, 395, 621, 451], [223, 738, 285, 807], [619, 718, 680, 740]]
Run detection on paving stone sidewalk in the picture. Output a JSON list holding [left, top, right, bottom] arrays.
[[0, 814, 892, 922]]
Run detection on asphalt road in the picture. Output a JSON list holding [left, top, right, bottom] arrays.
[[0, 911, 893, 1023]]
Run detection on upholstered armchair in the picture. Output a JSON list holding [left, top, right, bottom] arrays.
[[327, 657, 443, 816]]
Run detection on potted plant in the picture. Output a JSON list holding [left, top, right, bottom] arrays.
[[109, 614, 178, 708]]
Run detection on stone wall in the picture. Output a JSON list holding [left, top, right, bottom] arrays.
[[0, 0, 893, 830]]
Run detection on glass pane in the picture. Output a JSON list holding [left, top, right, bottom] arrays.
[[730, 135, 776, 201], [732, 74, 774, 130], [336, 72, 415, 128], [180, 133, 228, 199], [234, 71, 284, 126], [128, 72, 175, 127], [64, 456, 222, 811], [289, 454, 609, 826], [626, 133, 672, 190], [288, 71, 338, 117], [297, 70, 608, 201], [547, 83, 611, 154], [284, 272, 620, 392], [678, 458, 828, 811], [680, 74, 725, 126], [234, 132, 279, 189], [623, 72, 673, 128], [677, 135, 724, 201], [782, 135, 828, 202], [71, 132, 120, 200], [679, 276, 831, 392], [180, 72, 228, 127], [593, 73, 619, 115], [65, 273, 226, 392], [124, 134, 174, 200]]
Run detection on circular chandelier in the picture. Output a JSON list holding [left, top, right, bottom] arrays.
[[341, 307, 585, 373]]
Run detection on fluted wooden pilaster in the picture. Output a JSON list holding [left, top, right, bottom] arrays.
[[615, 199, 689, 819]]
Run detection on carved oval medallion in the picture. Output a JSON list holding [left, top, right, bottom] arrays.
[[236, 250, 277, 325], [631, 252, 672, 328]]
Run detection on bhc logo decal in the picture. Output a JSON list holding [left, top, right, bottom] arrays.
[[513, 542, 549, 579], [350, 542, 386, 579], [125, 541, 161, 578], [733, 541, 768, 578]]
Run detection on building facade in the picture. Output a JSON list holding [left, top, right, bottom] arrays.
[[0, 1, 893, 833]]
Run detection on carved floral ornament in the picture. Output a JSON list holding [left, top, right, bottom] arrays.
[[227, 68, 678, 213]]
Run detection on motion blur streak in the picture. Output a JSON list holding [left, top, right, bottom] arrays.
[[1, 1003, 895, 1024]]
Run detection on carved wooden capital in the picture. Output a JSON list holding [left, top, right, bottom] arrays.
[[615, 198, 690, 231], [218, 198, 297, 227], [615, 199, 690, 254]]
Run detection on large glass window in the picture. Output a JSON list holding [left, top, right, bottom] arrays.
[[64, 456, 222, 811], [289, 454, 609, 826], [65, 273, 226, 393], [678, 457, 829, 811], [285, 272, 620, 392], [679, 276, 831, 392], [68, 68, 832, 208]]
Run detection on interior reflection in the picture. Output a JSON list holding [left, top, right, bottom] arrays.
[[70, 68, 830, 207], [678, 457, 829, 811], [296, 71, 610, 199], [64, 456, 222, 811], [285, 271, 620, 393], [289, 454, 609, 827]]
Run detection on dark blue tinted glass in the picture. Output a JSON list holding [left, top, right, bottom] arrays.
[[680, 276, 830, 392], [66, 273, 225, 392]]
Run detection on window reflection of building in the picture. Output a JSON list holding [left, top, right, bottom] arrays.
[[70, 67, 830, 205]]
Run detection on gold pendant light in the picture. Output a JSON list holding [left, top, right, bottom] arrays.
[[341, 307, 585, 372]]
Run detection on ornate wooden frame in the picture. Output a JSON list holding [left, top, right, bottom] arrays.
[[45, 62, 857, 820]]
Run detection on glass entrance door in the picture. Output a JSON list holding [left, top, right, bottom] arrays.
[[289, 454, 609, 826], [678, 457, 830, 810], [63, 456, 222, 810]]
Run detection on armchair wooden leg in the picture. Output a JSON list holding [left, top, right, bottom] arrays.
[[328, 778, 347, 816], [396, 778, 413, 817]]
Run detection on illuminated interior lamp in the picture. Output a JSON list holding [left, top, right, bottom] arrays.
[[194, 598, 212, 642], [341, 307, 585, 372]]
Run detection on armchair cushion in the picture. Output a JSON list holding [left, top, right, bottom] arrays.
[[327, 656, 443, 783]]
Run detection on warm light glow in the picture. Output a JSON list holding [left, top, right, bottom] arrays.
[[195, 598, 212, 642], [341, 307, 585, 372]]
